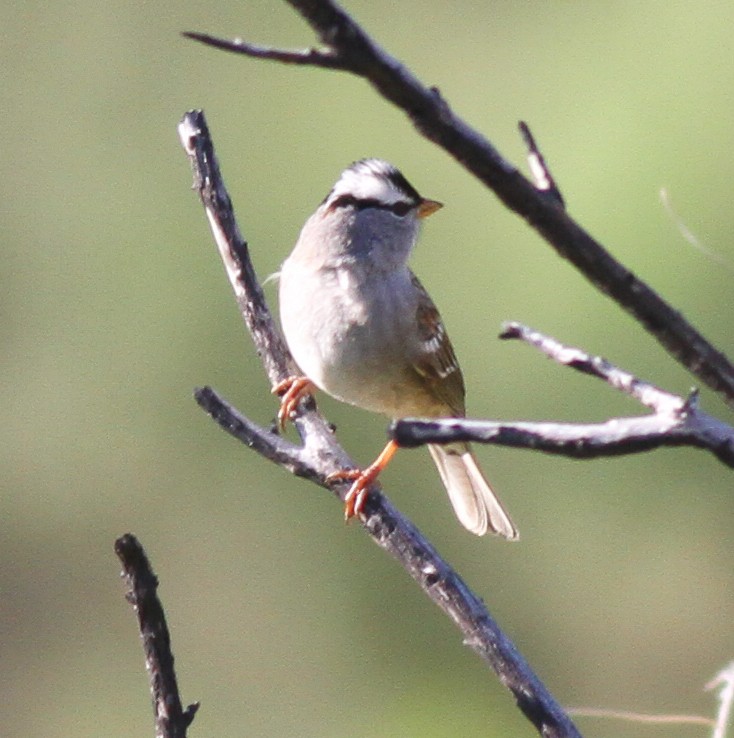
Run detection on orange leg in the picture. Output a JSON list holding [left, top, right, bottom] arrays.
[[327, 439, 399, 522], [272, 376, 315, 429]]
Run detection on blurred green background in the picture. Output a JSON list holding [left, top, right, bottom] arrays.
[[3, 2, 734, 736]]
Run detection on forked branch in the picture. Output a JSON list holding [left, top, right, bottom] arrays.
[[178, 109, 582, 738], [393, 323, 734, 467]]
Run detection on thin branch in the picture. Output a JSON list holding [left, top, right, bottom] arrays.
[[499, 322, 684, 413], [707, 662, 734, 738], [568, 707, 714, 728], [179, 109, 582, 738], [184, 0, 734, 409], [194, 385, 329, 484], [519, 121, 564, 207], [567, 662, 734, 734], [183, 32, 343, 69], [178, 113, 294, 389], [392, 323, 734, 467], [115, 534, 199, 738]]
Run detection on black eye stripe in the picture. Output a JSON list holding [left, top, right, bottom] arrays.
[[390, 201, 413, 216], [329, 194, 415, 216]]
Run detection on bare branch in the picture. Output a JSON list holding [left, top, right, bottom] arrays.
[[392, 324, 734, 468], [182, 32, 343, 69], [184, 0, 734, 409], [178, 113, 294, 389], [568, 707, 714, 728], [499, 321, 686, 413], [115, 534, 199, 738], [567, 663, 734, 733], [179, 109, 582, 738], [707, 661, 734, 738], [194, 385, 330, 484]]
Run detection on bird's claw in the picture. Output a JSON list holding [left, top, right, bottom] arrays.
[[272, 376, 314, 429], [327, 439, 399, 522], [326, 467, 373, 522]]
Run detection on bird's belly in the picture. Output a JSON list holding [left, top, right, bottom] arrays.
[[302, 310, 416, 415], [280, 265, 435, 417], [316, 327, 420, 416]]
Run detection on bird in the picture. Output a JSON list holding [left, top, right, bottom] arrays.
[[275, 158, 518, 539]]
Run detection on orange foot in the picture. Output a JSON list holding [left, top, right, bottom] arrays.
[[327, 440, 399, 522], [272, 376, 314, 429]]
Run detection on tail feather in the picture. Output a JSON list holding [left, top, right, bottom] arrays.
[[428, 443, 518, 539]]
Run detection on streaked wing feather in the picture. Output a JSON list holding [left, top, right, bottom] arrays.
[[410, 273, 466, 416]]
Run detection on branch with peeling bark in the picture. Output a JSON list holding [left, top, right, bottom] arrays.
[[393, 323, 734, 466], [178, 109, 582, 738], [184, 0, 734, 410]]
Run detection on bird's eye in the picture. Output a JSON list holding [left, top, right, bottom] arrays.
[[390, 201, 413, 217]]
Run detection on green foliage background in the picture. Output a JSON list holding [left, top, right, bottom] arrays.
[[3, 2, 734, 736]]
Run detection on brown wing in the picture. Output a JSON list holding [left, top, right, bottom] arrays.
[[409, 272, 466, 417]]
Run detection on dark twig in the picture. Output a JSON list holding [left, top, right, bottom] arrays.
[[115, 534, 199, 738], [179, 109, 582, 738], [392, 323, 734, 467], [184, 0, 734, 409]]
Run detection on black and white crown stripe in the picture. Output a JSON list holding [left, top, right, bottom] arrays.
[[323, 159, 423, 215]]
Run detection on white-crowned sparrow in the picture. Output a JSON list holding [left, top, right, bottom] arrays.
[[276, 159, 518, 539]]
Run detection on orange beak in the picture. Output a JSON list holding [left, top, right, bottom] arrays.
[[417, 198, 443, 218]]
